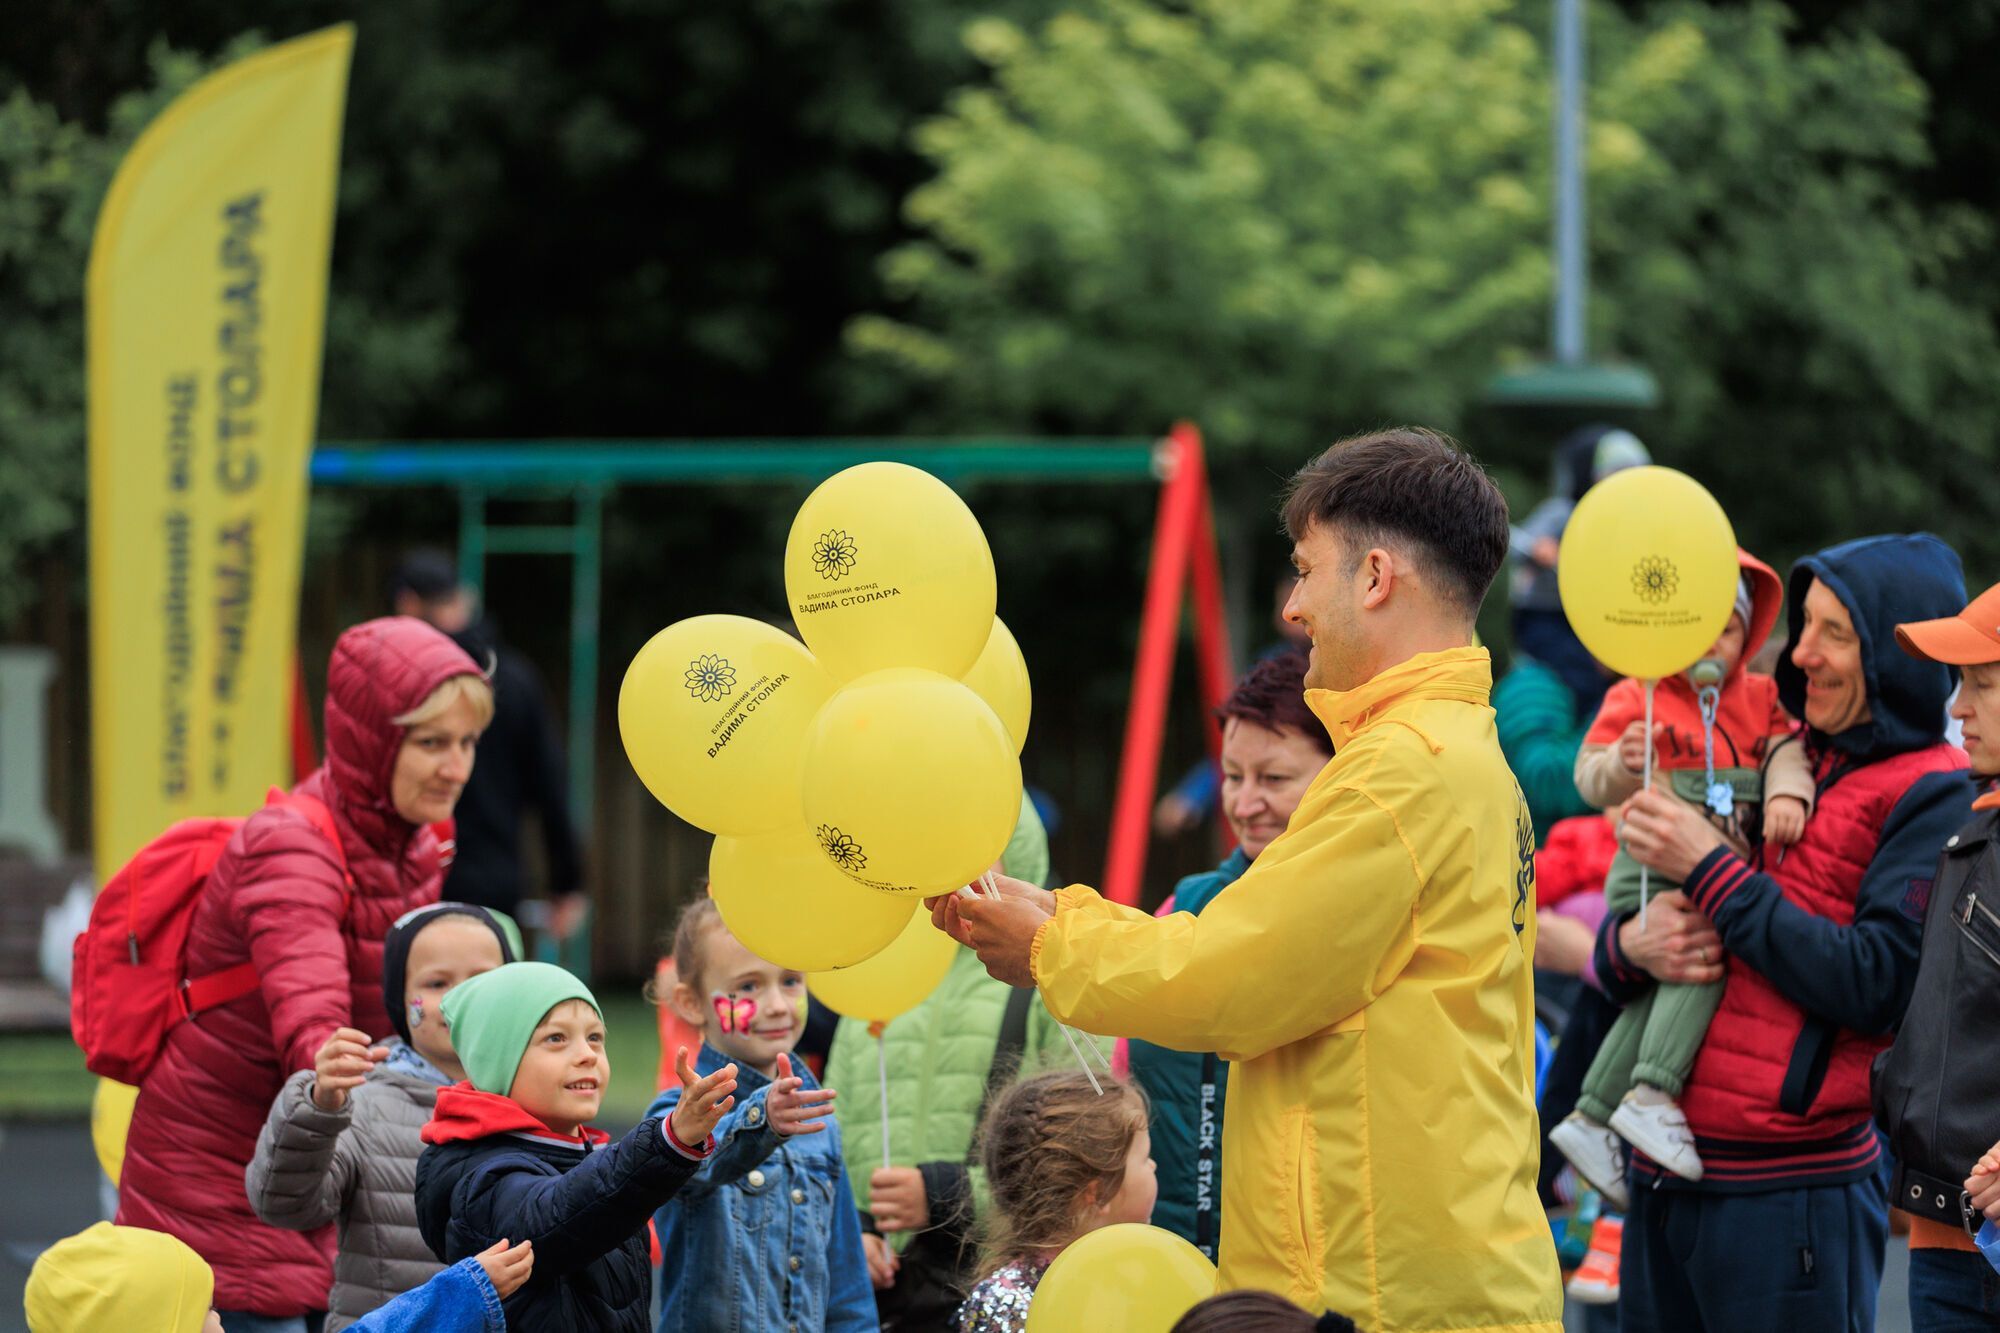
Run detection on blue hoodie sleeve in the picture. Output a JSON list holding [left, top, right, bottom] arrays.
[[453, 1117, 701, 1277], [825, 1148, 878, 1333], [1678, 770, 1964, 1033], [645, 1084, 782, 1199], [346, 1257, 505, 1333]]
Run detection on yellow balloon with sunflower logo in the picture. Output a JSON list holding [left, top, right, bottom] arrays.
[[800, 667, 1021, 896], [617, 615, 833, 835], [783, 462, 997, 681], [1558, 466, 1740, 679]]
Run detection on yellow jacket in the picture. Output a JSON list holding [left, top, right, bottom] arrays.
[[1032, 649, 1562, 1333]]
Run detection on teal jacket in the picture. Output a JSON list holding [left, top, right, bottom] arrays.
[[1493, 657, 1593, 838], [822, 797, 1106, 1250], [1125, 848, 1248, 1256]]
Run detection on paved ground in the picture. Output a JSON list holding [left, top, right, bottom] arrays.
[[0, 1118, 1917, 1332]]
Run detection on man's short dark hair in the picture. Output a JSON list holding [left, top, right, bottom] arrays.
[[387, 548, 459, 608], [1280, 427, 1509, 616]]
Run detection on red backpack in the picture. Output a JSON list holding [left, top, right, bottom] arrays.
[[71, 788, 351, 1084]]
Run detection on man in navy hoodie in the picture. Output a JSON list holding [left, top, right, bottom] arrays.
[[1605, 534, 1970, 1332]]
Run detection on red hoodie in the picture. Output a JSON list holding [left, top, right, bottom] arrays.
[[1578, 549, 1801, 826]]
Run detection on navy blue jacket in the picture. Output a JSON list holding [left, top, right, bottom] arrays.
[[414, 1086, 705, 1333]]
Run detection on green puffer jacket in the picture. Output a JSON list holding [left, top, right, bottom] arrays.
[[823, 796, 1107, 1252]]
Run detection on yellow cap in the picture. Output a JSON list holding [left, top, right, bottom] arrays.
[[25, 1223, 213, 1333]]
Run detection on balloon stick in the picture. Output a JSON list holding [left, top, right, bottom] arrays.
[[1638, 678, 1655, 930], [877, 1028, 891, 1169]]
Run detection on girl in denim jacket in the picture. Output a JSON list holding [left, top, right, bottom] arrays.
[[650, 897, 878, 1332]]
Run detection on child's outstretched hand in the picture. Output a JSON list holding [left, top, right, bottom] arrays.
[[474, 1238, 534, 1299], [1618, 720, 1666, 775], [672, 1046, 737, 1147], [1764, 795, 1809, 846], [311, 1027, 388, 1112], [766, 1052, 837, 1137]]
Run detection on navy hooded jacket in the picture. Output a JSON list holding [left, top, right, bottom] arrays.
[[414, 1086, 705, 1333], [1594, 534, 1971, 1186]]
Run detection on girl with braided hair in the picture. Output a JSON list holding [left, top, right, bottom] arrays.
[[955, 1071, 1156, 1332]]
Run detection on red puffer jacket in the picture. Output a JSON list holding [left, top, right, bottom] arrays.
[[117, 617, 481, 1316]]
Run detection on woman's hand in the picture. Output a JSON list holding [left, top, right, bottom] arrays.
[[1966, 1140, 2000, 1221], [670, 1047, 737, 1147], [474, 1238, 534, 1299], [1616, 892, 1725, 985], [311, 1027, 387, 1112], [1621, 788, 1727, 882], [765, 1052, 836, 1137]]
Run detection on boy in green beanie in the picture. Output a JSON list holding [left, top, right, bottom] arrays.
[[414, 962, 738, 1333]]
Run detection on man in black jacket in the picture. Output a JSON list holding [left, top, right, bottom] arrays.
[[391, 551, 587, 938], [1878, 580, 2000, 1329]]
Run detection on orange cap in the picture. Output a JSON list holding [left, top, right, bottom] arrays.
[[1896, 582, 2000, 665]]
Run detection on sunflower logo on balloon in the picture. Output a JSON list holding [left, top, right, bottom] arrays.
[[815, 824, 868, 874], [1630, 556, 1680, 605], [812, 529, 859, 581], [684, 654, 737, 703]]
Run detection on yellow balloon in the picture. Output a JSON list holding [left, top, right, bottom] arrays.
[[709, 825, 916, 972], [1558, 466, 1740, 680], [91, 1078, 139, 1186], [807, 907, 957, 1025], [961, 617, 1031, 754], [801, 668, 1022, 896], [1024, 1224, 1218, 1333], [784, 462, 997, 681], [618, 615, 832, 835]]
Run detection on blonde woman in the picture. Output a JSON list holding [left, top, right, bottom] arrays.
[[119, 617, 491, 1333]]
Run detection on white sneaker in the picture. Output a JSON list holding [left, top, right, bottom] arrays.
[[1549, 1113, 1630, 1211], [1610, 1092, 1705, 1182]]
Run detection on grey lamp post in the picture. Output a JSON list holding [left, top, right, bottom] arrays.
[[1487, 0, 1658, 409]]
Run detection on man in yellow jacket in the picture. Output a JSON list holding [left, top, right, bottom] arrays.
[[934, 428, 1564, 1333]]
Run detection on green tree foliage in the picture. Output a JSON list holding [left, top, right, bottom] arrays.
[[0, 41, 249, 624], [853, 0, 2000, 569]]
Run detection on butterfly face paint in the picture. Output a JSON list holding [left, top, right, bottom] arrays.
[[711, 994, 758, 1034]]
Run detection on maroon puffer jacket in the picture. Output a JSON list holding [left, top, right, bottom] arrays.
[[117, 617, 482, 1316]]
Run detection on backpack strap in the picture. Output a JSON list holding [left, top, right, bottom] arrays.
[[181, 790, 355, 1020]]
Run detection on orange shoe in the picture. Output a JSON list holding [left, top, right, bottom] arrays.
[[1566, 1212, 1622, 1306]]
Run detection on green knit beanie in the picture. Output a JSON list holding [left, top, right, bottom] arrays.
[[440, 962, 600, 1096]]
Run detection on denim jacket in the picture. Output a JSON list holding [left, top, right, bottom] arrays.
[[650, 1046, 878, 1332], [348, 1256, 505, 1333]]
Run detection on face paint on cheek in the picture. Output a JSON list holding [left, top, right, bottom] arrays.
[[408, 999, 425, 1030], [711, 994, 757, 1034]]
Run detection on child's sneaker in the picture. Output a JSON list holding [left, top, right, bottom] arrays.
[[1549, 1112, 1630, 1211], [1609, 1087, 1704, 1182], [1565, 1213, 1623, 1306]]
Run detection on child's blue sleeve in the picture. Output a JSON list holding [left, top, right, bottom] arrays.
[[346, 1256, 505, 1333], [824, 1144, 879, 1332], [646, 1084, 782, 1199]]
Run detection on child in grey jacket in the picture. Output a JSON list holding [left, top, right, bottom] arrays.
[[246, 903, 514, 1330]]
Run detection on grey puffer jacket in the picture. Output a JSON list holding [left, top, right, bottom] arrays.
[[245, 1044, 445, 1330]]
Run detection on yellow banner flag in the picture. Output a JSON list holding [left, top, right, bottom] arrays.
[[87, 25, 353, 878]]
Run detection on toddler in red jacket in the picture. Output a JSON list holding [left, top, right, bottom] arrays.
[[1550, 551, 1815, 1205]]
